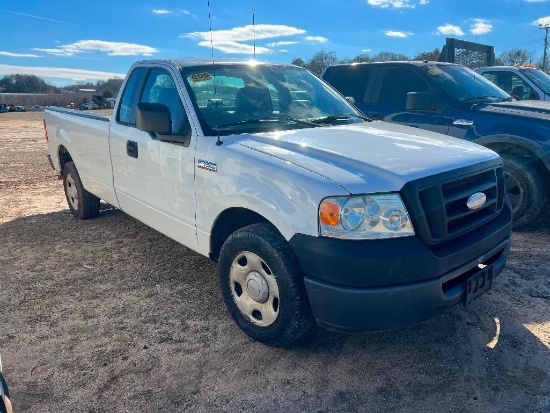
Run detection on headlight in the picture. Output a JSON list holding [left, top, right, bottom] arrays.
[[319, 194, 414, 239]]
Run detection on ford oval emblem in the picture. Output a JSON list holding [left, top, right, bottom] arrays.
[[467, 192, 486, 210]]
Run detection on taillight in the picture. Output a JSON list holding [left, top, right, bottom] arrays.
[[43, 118, 49, 142]]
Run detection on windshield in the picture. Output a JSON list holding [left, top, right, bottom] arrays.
[[421, 64, 511, 103], [521, 69, 550, 95], [180, 63, 366, 135]]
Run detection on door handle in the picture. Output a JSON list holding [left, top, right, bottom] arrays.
[[369, 113, 383, 120], [126, 140, 138, 158], [452, 119, 474, 126]]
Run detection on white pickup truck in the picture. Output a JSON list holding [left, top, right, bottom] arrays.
[[44, 58, 512, 346]]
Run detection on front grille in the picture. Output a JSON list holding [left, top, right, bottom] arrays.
[[407, 165, 505, 244]]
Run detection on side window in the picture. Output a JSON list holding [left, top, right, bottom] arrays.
[[141, 68, 191, 136], [378, 68, 430, 109], [117, 67, 147, 125], [483, 71, 511, 93], [510, 74, 533, 100], [326, 66, 372, 103]]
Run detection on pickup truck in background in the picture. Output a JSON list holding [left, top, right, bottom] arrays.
[[45, 58, 512, 346], [474, 65, 550, 101], [322, 61, 550, 228]]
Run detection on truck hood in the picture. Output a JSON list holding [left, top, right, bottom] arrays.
[[228, 122, 498, 194], [478, 100, 550, 121]]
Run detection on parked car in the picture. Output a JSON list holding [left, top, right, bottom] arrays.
[[44, 58, 512, 346], [30, 105, 44, 111], [322, 61, 550, 228], [0, 105, 7, 114], [475, 65, 550, 101], [80, 102, 99, 110], [11, 106, 26, 112]]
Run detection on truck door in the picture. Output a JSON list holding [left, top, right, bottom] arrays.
[[322, 65, 376, 115], [111, 66, 198, 250], [368, 66, 452, 136]]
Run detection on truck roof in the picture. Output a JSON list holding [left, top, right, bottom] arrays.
[[133, 57, 294, 68], [475, 66, 540, 72], [326, 60, 458, 68]]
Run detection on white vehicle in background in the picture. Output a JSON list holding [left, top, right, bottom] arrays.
[[475, 65, 550, 101], [44, 58, 512, 347]]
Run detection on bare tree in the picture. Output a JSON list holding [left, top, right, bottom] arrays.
[[305, 51, 339, 76], [413, 48, 441, 62], [497, 48, 537, 66]]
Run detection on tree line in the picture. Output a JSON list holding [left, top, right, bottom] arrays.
[[0, 74, 123, 98], [291, 47, 542, 76]]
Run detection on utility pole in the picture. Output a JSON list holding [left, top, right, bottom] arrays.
[[540, 24, 549, 73], [251, 8, 256, 59]]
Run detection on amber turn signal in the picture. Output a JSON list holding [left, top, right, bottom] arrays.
[[320, 200, 340, 226]]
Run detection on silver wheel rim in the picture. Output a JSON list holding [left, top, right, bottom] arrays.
[[66, 173, 79, 211], [229, 251, 280, 327], [505, 171, 523, 215]]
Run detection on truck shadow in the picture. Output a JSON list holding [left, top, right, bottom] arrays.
[[0, 207, 549, 412]]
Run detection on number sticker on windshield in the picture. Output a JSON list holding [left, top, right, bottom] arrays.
[[190, 72, 212, 83]]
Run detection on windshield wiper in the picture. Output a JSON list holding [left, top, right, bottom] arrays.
[[461, 96, 505, 103], [311, 113, 371, 125], [217, 116, 320, 129]]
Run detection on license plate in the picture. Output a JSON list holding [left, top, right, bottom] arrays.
[[464, 265, 493, 307]]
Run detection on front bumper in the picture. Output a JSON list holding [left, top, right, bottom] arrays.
[[289, 204, 512, 332]]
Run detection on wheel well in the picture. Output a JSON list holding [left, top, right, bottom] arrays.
[[485, 143, 549, 191], [209, 208, 271, 262], [58, 145, 73, 173]]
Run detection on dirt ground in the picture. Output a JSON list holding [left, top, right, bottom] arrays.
[[0, 111, 549, 413]]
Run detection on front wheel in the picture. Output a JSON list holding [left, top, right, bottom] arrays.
[[218, 223, 315, 347], [503, 156, 546, 229], [63, 161, 100, 219]]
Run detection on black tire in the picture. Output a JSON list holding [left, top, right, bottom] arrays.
[[503, 156, 546, 229], [218, 223, 315, 347], [62, 161, 100, 219]]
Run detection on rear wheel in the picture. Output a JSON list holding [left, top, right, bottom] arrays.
[[503, 156, 546, 229], [62, 161, 100, 219], [218, 223, 315, 347]]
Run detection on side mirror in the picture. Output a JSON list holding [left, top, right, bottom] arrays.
[[345, 96, 356, 104], [406, 92, 441, 112], [136, 102, 172, 134]]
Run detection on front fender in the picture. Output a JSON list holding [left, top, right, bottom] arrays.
[[474, 134, 550, 171]]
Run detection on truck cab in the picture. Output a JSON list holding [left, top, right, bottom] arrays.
[[475, 65, 550, 101]]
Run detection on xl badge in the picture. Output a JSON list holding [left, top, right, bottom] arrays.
[[466, 192, 486, 210]]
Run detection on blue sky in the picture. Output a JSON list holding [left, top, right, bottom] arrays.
[[1, 0, 549, 85]]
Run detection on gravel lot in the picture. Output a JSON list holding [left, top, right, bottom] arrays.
[[0, 111, 549, 412]]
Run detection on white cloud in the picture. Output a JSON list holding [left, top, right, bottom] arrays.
[[266, 41, 297, 47], [525, 0, 549, 3], [181, 9, 197, 18], [0, 51, 40, 58], [368, 0, 415, 8], [437, 24, 465, 36], [305, 36, 329, 43], [362, 48, 372, 52], [470, 19, 492, 35], [153, 9, 172, 14], [534, 16, 550, 26], [385, 30, 410, 38], [0, 64, 124, 81], [419, 0, 429, 4], [184, 24, 306, 54], [33, 40, 158, 57]]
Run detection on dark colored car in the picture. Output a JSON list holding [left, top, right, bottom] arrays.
[[322, 61, 550, 228]]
